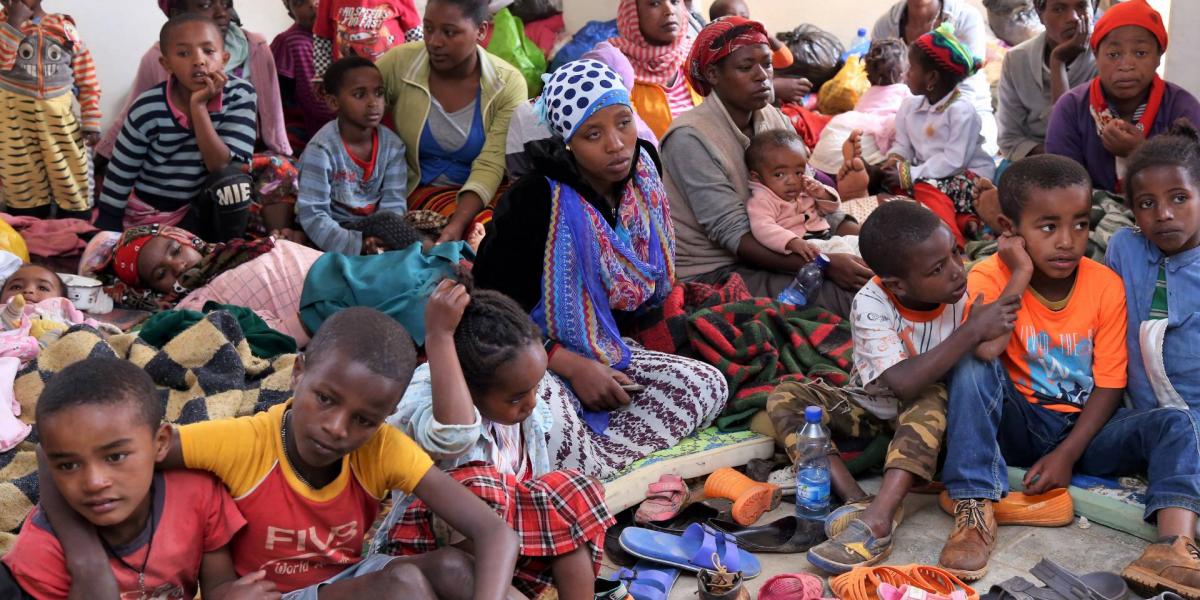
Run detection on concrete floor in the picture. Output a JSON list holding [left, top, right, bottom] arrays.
[[602, 476, 1150, 598]]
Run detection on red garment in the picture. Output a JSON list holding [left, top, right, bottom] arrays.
[[3, 471, 245, 599], [387, 463, 614, 598], [912, 182, 976, 247], [343, 129, 380, 182], [522, 14, 565, 57], [1091, 0, 1167, 51], [779, 103, 833, 149], [314, 0, 420, 63]]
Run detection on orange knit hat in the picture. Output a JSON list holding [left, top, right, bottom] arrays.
[[1091, 0, 1168, 52]]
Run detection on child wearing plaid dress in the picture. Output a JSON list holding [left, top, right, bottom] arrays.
[[382, 281, 614, 600]]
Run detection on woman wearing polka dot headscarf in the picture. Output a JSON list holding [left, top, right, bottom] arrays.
[[473, 60, 728, 479]]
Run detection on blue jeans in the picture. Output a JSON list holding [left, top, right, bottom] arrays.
[[943, 355, 1200, 521]]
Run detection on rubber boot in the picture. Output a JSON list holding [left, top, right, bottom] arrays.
[[704, 467, 777, 526]]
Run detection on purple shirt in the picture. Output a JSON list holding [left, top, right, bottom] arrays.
[[271, 24, 335, 139], [1045, 80, 1200, 193]]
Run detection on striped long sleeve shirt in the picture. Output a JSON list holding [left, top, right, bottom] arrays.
[[97, 78, 257, 231], [0, 12, 102, 131]]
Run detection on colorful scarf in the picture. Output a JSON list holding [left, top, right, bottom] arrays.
[[223, 24, 251, 77], [105, 225, 274, 310], [685, 16, 769, 97], [1088, 75, 1166, 140], [609, 0, 693, 88], [539, 59, 631, 141], [533, 148, 676, 369], [912, 23, 982, 79]]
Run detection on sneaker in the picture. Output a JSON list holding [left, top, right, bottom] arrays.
[[824, 496, 905, 539], [1122, 536, 1200, 600], [937, 499, 997, 581], [767, 464, 796, 495], [807, 518, 893, 575]]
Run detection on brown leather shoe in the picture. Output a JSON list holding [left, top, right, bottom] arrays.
[[937, 499, 997, 581], [1123, 536, 1200, 600]]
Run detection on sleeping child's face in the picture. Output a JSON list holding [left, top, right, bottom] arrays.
[[1129, 165, 1200, 256], [473, 342, 546, 426], [1096, 25, 1161, 105], [137, 236, 204, 295], [2, 265, 64, 304], [160, 20, 229, 95], [39, 400, 170, 543], [749, 142, 810, 203]]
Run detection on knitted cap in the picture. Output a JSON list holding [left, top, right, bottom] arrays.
[[1091, 0, 1167, 52], [912, 23, 983, 78]]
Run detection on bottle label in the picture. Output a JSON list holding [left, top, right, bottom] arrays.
[[796, 468, 830, 510]]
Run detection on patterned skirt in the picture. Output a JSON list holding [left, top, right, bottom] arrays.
[[407, 181, 511, 231], [0, 90, 91, 212], [543, 347, 729, 480], [384, 463, 614, 598]]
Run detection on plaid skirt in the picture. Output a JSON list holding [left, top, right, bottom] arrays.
[[384, 462, 614, 598]]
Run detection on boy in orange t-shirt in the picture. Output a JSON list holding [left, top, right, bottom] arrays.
[[936, 155, 1200, 593]]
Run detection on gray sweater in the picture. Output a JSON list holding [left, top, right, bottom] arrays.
[[996, 31, 1097, 160]]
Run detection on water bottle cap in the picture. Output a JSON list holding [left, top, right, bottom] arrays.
[[858, 28, 867, 36], [815, 254, 831, 267], [804, 406, 823, 423]]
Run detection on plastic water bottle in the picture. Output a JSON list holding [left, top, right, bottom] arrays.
[[795, 406, 832, 522], [844, 28, 871, 59], [777, 254, 830, 307]]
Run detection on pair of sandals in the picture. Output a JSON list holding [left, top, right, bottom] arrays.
[[606, 523, 763, 600], [982, 558, 1128, 600], [642, 498, 822, 554]]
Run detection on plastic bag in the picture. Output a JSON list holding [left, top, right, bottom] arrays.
[[0, 220, 28, 263], [817, 56, 869, 116], [550, 19, 618, 72], [983, 0, 1043, 46], [487, 8, 549, 97], [777, 24, 845, 90], [510, 0, 562, 23]]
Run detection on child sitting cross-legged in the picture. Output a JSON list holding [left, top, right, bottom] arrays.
[[746, 129, 859, 263], [938, 154, 1200, 590], [881, 23, 996, 247], [50, 308, 522, 599], [4, 357, 269, 600], [767, 201, 1018, 574], [296, 56, 408, 255], [382, 281, 614, 600]]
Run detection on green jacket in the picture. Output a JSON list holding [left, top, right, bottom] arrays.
[[377, 41, 527, 207]]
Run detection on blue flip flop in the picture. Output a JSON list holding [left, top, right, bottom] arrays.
[[608, 560, 680, 600], [618, 523, 762, 579]]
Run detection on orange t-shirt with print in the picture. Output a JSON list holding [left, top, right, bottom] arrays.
[[967, 255, 1128, 413], [178, 402, 433, 592]]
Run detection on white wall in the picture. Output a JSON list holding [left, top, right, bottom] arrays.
[[1165, 0, 1198, 97], [54, 0, 294, 131]]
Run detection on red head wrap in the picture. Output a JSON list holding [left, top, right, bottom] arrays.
[[685, 16, 770, 97]]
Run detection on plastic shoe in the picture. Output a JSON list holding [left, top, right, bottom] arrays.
[[938, 489, 1073, 527], [703, 467, 777, 526]]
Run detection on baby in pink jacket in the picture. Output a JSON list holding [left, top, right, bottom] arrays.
[[746, 130, 859, 261]]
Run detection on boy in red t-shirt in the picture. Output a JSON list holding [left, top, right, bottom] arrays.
[[3, 357, 268, 600], [313, 0, 421, 77]]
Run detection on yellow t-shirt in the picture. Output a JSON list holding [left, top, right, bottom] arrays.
[[179, 402, 433, 591]]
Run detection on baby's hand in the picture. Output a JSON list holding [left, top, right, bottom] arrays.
[[802, 175, 834, 201], [191, 70, 227, 107], [786, 238, 821, 263], [425, 279, 469, 338]]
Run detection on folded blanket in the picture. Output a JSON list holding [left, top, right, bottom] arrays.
[[0, 310, 296, 553], [632, 275, 855, 430]]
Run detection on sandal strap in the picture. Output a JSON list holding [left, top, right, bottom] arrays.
[[986, 577, 1041, 600], [683, 524, 742, 573], [616, 565, 678, 594], [1029, 558, 1108, 600]]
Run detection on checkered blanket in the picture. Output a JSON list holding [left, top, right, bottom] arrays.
[[632, 275, 855, 431], [0, 310, 295, 553]]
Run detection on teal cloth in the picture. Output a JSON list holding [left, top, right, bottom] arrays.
[[138, 303, 297, 358], [299, 241, 470, 345]]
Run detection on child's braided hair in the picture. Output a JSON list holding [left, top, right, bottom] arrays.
[[1125, 118, 1200, 198], [453, 281, 544, 394]]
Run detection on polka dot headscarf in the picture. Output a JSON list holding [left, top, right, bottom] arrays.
[[540, 59, 632, 142]]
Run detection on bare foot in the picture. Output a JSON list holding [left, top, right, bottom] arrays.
[[466, 222, 486, 253], [974, 178, 1002, 233], [837, 130, 870, 200]]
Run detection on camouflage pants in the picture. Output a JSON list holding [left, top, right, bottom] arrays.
[[766, 380, 947, 482]]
